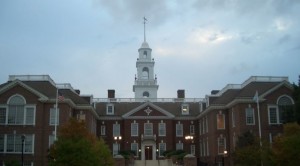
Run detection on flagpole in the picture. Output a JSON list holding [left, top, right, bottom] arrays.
[[256, 95, 262, 147], [54, 87, 58, 141]]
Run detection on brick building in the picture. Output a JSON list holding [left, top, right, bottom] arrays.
[[0, 37, 295, 166]]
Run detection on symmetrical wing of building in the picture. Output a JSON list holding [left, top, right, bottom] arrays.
[[0, 38, 295, 166]]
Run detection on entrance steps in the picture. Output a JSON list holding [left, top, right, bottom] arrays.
[[134, 160, 171, 166]]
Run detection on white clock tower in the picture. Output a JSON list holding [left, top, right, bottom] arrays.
[[133, 18, 159, 99]]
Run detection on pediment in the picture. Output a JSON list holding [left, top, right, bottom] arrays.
[[122, 102, 175, 119], [0, 80, 48, 101]]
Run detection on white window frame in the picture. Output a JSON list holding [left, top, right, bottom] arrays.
[[49, 108, 59, 126], [176, 142, 183, 150], [106, 104, 114, 115], [217, 113, 225, 130], [181, 104, 189, 115], [217, 137, 226, 155], [159, 143, 166, 157], [49, 135, 55, 147], [101, 125, 106, 136], [191, 144, 195, 155], [113, 143, 119, 156], [131, 123, 138, 136], [199, 120, 202, 135], [176, 123, 183, 137], [25, 105, 36, 125], [158, 123, 166, 136], [0, 106, 7, 125], [190, 125, 195, 135], [131, 143, 139, 157], [268, 105, 280, 124], [144, 123, 153, 136], [113, 123, 120, 137], [5, 134, 34, 154], [232, 109, 236, 128], [246, 107, 255, 125]]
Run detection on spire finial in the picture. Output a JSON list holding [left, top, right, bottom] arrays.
[[143, 17, 147, 42]]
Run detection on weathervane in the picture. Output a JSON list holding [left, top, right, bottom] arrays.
[[143, 17, 147, 42]]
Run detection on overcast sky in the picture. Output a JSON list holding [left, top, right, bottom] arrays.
[[1, 0, 299, 98]]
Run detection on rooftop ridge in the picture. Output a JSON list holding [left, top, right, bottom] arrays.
[[9, 75, 56, 87], [213, 76, 288, 97]]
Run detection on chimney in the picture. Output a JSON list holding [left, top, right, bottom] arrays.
[[108, 89, 115, 98], [177, 89, 185, 98]]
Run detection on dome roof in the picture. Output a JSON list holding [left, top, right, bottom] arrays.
[[140, 41, 149, 48]]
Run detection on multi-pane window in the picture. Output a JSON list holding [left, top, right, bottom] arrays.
[[268, 106, 279, 124], [131, 123, 138, 136], [159, 143, 166, 157], [176, 123, 183, 137], [131, 143, 138, 157], [158, 123, 166, 136], [113, 143, 119, 156], [218, 137, 226, 154], [5, 134, 34, 153], [0, 107, 6, 124], [101, 125, 106, 136], [4, 95, 36, 125], [217, 113, 225, 129], [278, 96, 294, 123], [232, 109, 236, 128], [113, 123, 120, 137], [181, 104, 189, 115], [106, 104, 114, 115], [246, 107, 255, 125], [206, 138, 209, 156], [191, 145, 195, 155], [50, 108, 59, 125], [144, 123, 153, 136], [190, 125, 195, 135], [0, 134, 4, 152], [176, 142, 183, 150], [199, 120, 202, 135]]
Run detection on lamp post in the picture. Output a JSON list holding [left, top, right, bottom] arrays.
[[21, 135, 26, 166], [223, 150, 227, 166], [185, 135, 194, 154], [114, 136, 122, 154]]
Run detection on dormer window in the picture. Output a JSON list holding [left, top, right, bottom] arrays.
[[106, 104, 114, 115], [181, 104, 189, 115]]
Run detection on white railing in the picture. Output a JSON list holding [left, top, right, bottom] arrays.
[[93, 98, 204, 103]]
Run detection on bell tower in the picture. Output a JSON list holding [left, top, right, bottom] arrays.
[[133, 17, 159, 99]]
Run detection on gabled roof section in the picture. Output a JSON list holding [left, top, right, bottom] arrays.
[[122, 102, 175, 119], [0, 79, 49, 101]]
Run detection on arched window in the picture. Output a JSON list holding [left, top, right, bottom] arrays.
[[277, 95, 294, 123], [143, 91, 149, 98], [8, 95, 25, 124], [142, 67, 149, 79], [143, 51, 147, 58]]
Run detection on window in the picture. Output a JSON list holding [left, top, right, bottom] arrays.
[[49, 135, 55, 147], [5, 134, 34, 153], [218, 136, 226, 154], [106, 104, 114, 115], [158, 123, 166, 136], [217, 112, 225, 129], [131, 143, 138, 157], [0, 107, 6, 124], [191, 145, 195, 155], [200, 140, 203, 157], [246, 107, 255, 125], [176, 123, 183, 137], [142, 67, 149, 79], [101, 125, 106, 136], [113, 123, 120, 137], [131, 123, 138, 136], [50, 108, 59, 126], [181, 104, 189, 115], [278, 95, 294, 123], [143, 51, 147, 58], [113, 143, 119, 156], [190, 125, 195, 135], [206, 138, 209, 156], [176, 141, 183, 150], [143, 91, 149, 98], [232, 109, 236, 128], [159, 143, 166, 157], [0, 134, 4, 152], [25, 107, 35, 125], [199, 120, 202, 135], [268, 106, 279, 124], [205, 116, 208, 133], [144, 123, 153, 136]]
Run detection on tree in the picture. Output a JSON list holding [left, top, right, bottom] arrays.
[[48, 118, 114, 166], [292, 82, 300, 124], [233, 131, 272, 166], [272, 123, 300, 166]]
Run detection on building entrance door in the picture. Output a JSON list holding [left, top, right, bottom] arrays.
[[145, 146, 153, 160]]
